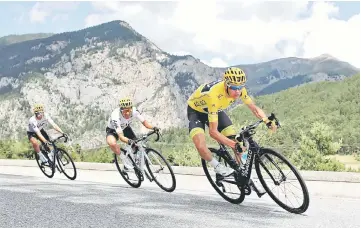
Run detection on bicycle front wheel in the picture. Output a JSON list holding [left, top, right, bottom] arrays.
[[145, 148, 176, 192], [255, 148, 310, 214], [56, 148, 77, 180]]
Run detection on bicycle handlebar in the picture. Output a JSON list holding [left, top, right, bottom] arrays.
[[238, 113, 281, 136], [134, 129, 160, 143], [50, 134, 69, 144]]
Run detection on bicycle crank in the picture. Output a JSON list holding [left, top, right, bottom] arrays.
[[248, 179, 266, 198]]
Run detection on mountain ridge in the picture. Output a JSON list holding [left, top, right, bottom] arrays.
[[0, 20, 358, 149]]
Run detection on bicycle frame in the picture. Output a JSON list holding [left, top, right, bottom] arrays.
[[124, 130, 161, 182], [42, 135, 68, 173], [216, 136, 261, 188], [215, 114, 285, 193]]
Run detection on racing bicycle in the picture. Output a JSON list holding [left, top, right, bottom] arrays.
[[201, 113, 310, 214], [35, 134, 77, 180], [114, 129, 176, 192]]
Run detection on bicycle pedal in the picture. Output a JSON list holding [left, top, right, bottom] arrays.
[[244, 185, 252, 195], [215, 173, 224, 181], [216, 180, 224, 188], [249, 180, 266, 198]]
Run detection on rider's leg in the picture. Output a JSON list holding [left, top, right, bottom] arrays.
[[106, 135, 121, 155], [29, 137, 41, 153], [191, 130, 234, 176], [221, 127, 241, 164], [106, 128, 132, 168], [191, 129, 213, 161], [218, 111, 242, 164], [187, 106, 214, 161], [188, 107, 234, 176], [27, 132, 47, 163], [106, 128, 121, 155], [123, 126, 138, 152]]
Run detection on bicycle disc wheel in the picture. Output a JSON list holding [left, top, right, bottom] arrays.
[[114, 149, 142, 188], [201, 147, 245, 204], [56, 148, 77, 180], [145, 148, 176, 192], [255, 148, 310, 214], [35, 151, 55, 178]]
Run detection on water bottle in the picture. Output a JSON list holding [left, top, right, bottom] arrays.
[[46, 149, 54, 162], [241, 151, 248, 164]]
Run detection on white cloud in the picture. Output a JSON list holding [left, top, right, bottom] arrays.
[[29, 2, 49, 23], [29, 2, 78, 24], [86, 1, 360, 68], [201, 58, 229, 68]]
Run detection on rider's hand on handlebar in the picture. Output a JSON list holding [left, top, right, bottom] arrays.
[[43, 141, 51, 151], [127, 138, 135, 146], [152, 126, 160, 132], [234, 142, 243, 153], [263, 117, 278, 133]]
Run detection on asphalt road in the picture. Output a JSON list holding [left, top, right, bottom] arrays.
[[0, 169, 359, 228]]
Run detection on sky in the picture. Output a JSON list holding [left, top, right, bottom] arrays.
[[0, 1, 359, 68]]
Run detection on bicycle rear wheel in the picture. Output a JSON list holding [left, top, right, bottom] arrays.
[[114, 149, 142, 188], [35, 151, 55, 178], [145, 148, 176, 192], [255, 148, 310, 214], [201, 148, 245, 204], [56, 148, 77, 180]]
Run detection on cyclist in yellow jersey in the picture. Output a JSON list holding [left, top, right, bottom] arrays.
[[187, 67, 277, 176]]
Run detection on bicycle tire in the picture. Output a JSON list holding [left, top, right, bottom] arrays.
[[56, 148, 77, 180], [255, 148, 310, 214], [114, 149, 142, 188], [145, 148, 176, 192], [35, 151, 55, 178], [201, 147, 245, 204]]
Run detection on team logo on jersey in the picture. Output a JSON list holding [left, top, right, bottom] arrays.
[[121, 123, 129, 128], [194, 100, 206, 107], [217, 94, 223, 99]]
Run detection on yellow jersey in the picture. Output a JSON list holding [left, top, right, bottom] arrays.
[[187, 80, 253, 122]]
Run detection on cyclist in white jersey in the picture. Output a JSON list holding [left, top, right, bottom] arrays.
[[27, 104, 67, 163], [106, 97, 159, 166]]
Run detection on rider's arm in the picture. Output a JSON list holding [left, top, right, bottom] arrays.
[[246, 102, 268, 121], [117, 131, 132, 144], [240, 88, 268, 122], [111, 117, 131, 144], [134, 108, 154, 130], [209, 122, 237, 149], [207, 96, 237, 149], [46, 114, 65, 134], [34, 130, 48, 144], [142, 120, 154, 129]]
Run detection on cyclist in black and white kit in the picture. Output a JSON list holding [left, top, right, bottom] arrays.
[[106, 97, 160, 167], [27, 104, 67, 164]]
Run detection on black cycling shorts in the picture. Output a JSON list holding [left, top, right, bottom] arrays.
[[106, 126, 137, 141], [187, 105, 236, 139], [27, 129, 50, 141]]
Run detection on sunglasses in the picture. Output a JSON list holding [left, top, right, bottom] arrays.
[[120, 108, 132, 112], [228, 84, 245, 90]]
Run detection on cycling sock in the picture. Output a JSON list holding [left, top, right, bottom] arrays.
[[209, 158, 219, 168]]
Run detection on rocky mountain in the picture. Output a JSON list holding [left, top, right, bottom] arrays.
[[0, 20, 358, 149]]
